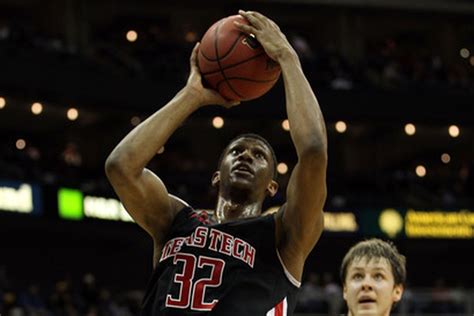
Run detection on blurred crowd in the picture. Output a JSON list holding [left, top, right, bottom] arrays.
[[292, 35, 474, 94], [1, 15, 474, 93], [0, 268, 142, 316], [1, 134, 473, 211], [1, 266, 473, 316]]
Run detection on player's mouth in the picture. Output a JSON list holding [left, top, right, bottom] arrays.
[[358, 296, 376, 306], [232, 163, 254, 176]]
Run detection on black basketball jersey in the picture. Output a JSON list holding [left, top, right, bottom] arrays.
[[141, 206, 300, 315]]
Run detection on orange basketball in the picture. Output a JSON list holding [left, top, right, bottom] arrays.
[[197, 15, 281, 101]]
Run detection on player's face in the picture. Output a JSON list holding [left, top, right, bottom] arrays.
[[343, 257, 403, 316], [219, 138, 274, 192]]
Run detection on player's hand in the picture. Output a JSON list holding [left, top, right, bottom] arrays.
[[185, 42, 240, 109], [235, 10, 297, 64]]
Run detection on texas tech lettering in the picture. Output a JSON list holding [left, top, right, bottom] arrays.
[[160, 227, 256, 268]]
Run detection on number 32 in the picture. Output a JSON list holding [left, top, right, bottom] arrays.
[[166, 254, 225, 311]]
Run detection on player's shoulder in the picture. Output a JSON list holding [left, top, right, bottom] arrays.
[[169, 194, 190, 210], [168, 194, 213, 225]]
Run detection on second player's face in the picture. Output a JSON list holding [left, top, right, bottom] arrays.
[[220, 137, 274, 192], [343, 257, 403, 316]]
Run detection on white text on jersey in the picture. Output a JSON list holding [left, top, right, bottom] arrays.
[[160, 227, 256, 268]]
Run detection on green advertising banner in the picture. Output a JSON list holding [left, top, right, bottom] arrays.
[[57, 188, 133, 222], [58, 188, 84, 220]]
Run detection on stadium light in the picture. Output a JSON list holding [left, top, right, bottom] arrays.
[[335, 121, 347, 133], [448, 125, 460, 138], [460, 48, 470, 59], [126, 30, 138, 42], [185, 31, 197, 42], [277, 162, 288, 175], [212, 116, 224, 129], [415, 165, 426, 177], [0, 97, 5, 109], [404, 123, 416, 136], [67, 108, 79, 121], [31, 102, 43, 115], [131, 116, 141, 126], [16, 139, 26, 150], [441, 153, 451, 164], [281, 119, 290, 131]]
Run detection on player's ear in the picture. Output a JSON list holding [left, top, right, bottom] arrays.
[[212, 171, 221, 187], [392, 284, 404, 302], [266, 179, 278, 197]]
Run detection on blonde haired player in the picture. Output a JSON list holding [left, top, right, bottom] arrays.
[[340, 239, 406, 316]]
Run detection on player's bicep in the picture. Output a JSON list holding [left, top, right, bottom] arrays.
[[283, 152, 327, 254], [108, 168, 178, 242]]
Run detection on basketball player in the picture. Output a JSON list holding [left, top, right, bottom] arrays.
[[105, 10, 327, 315], [340, 239, 406, 316]]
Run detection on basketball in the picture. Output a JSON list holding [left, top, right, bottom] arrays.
[[197, 15, 281, 101]]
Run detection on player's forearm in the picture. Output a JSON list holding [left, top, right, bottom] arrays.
[[280, 52, 327, 157], [106, 88, 201, 176]]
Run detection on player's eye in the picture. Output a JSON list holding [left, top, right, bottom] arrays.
[[374, 273, 384, 280], [352, 273, 363, 280]]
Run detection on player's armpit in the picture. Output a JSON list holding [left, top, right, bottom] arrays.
[[105, 161, 183, 245]]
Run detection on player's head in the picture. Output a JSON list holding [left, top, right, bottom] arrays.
[[340, 238, 406, 316], [212, 133, 278, 202]]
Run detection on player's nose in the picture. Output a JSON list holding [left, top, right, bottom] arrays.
[[237, 149, 253, 161], [360, 276, 375, 291]]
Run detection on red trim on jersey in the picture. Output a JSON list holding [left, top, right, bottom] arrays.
[[266, 297, 287, 316], [190, 210, 211, 224], [274, 298, 284, 316]]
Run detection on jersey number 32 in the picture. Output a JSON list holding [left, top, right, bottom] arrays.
[[166, 254, 225, 311]]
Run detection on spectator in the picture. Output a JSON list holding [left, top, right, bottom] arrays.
[[296, 272, 328, 313], [323, 272, 343, 316]]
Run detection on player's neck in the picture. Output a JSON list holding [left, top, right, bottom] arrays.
[[214, 195, 262, 223]]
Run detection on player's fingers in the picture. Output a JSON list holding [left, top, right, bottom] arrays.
[[269, 19, 281, 31], [207, 90, 240, 108], [189, 42, 200, 69], [224, 100, 241, 108], [234, 21, 259, 36], [247, 10, 270, 23], [238, 10, 264, 29]]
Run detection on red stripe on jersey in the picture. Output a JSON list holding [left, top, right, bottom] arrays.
[[275, 298, 284, 316]]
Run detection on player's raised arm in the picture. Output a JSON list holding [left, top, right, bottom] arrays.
[[105, 44, 238, 247], [236, 10, 327, 280]]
